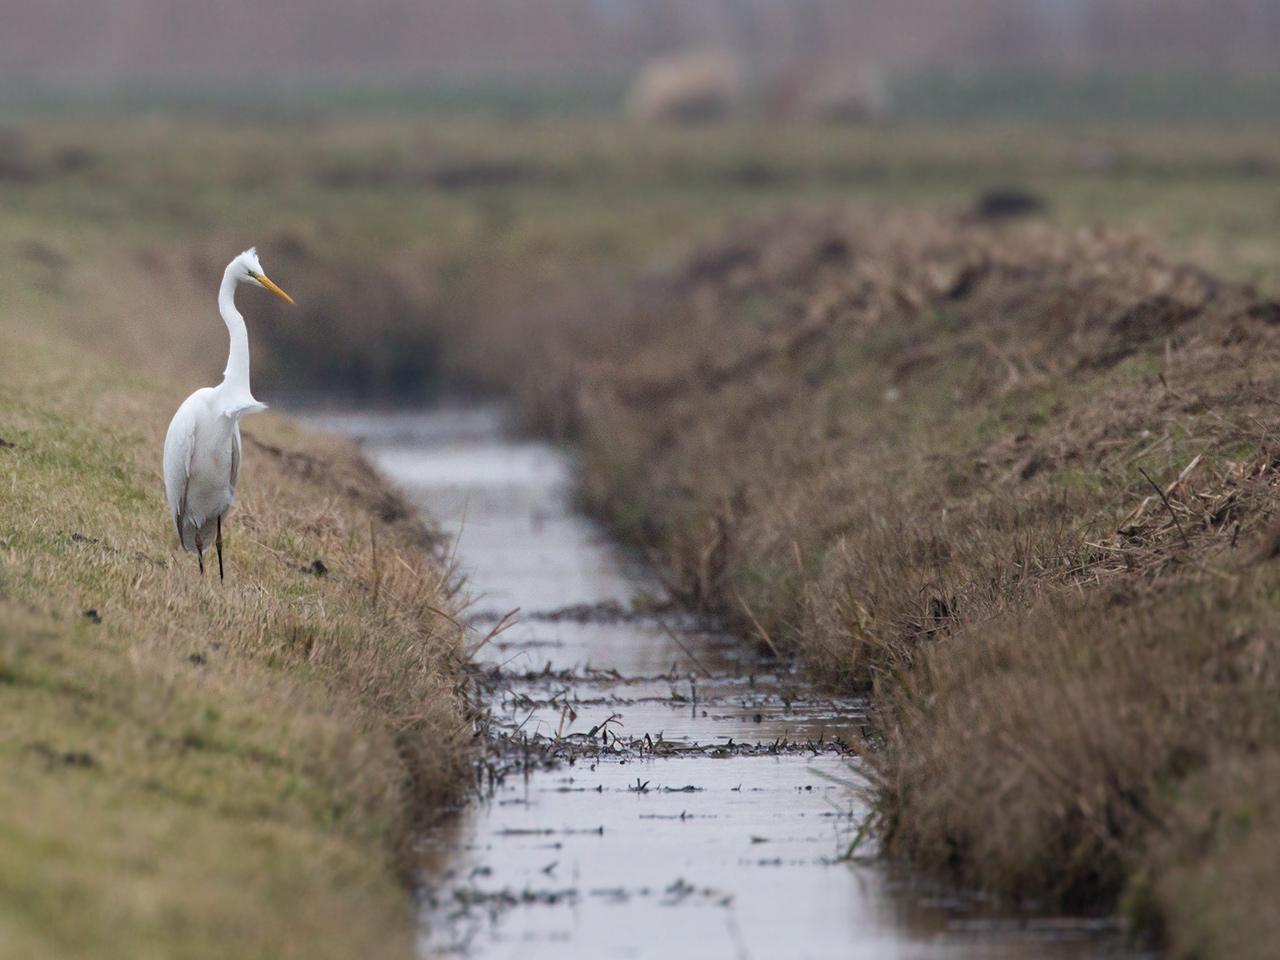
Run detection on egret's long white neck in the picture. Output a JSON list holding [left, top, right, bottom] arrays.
[[218, 266, 252, 395]]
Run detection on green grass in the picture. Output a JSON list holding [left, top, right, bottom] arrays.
[[8, 114, 1280, 292], [894, 69, 1280, 123], [0, 333, 467, 956], [7, 67, 1280, 124], [0, 611, 411, 960]]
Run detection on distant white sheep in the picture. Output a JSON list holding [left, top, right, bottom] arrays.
[[626, 49, 743, 124]]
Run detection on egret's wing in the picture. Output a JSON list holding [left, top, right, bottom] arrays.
[[230, 424, 241, 493], [163, 401, 197, 539]]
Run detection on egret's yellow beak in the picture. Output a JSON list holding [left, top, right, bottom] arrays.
[[258, 274, 294, 305]]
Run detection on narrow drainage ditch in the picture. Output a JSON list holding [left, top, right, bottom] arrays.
[[314, 405, 1143, 960]]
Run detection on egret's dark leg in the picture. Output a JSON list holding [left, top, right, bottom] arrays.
[[216, 516, 224, 582], [195, 529, 205, 575]]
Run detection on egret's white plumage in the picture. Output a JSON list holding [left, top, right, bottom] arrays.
[[163, 247, 293, 578]]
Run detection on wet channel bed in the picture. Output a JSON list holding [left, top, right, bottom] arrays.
[[312, 406, 1145, 960]]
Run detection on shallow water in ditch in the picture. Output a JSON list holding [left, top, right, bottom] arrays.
[[314, 406, 1144, 960]]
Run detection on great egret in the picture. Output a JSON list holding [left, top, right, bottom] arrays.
[[163, 247, 293, 579]]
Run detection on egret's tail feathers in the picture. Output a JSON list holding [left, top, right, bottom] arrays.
[[178, 516, 219, 555]]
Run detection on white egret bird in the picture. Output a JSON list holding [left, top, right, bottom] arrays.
[[163, 247, 293, 579]]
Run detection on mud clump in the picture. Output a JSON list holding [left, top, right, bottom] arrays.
[[969, 187, 1048, 221]]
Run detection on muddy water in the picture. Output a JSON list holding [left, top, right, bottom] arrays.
[[315, 407, 1141, 960]]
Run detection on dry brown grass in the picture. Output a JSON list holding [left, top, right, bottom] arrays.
[[479, 208, 1280, 954], [0, 247, 470, 957]]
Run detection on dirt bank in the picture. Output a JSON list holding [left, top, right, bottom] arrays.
[[484, 209, 1280, 958]]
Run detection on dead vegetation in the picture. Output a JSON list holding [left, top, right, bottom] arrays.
[[481, 208, 1280, 956]]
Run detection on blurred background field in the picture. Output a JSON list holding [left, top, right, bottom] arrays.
[[5, 114, 1280, 404], [5, 2, 1280, 405]]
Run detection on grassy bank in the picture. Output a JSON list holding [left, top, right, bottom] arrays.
[[493, 210, 1280, 957], [0, 187, 470, 959]]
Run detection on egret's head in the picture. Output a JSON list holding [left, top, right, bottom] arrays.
[[231, 247, 294, 304]]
